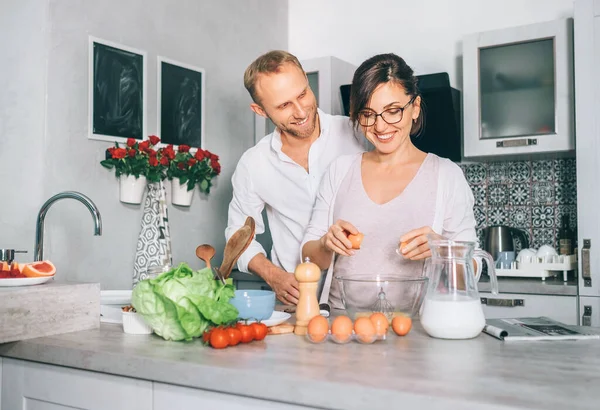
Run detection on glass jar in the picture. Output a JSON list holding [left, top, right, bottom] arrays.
[[146, 263, 171, 280]]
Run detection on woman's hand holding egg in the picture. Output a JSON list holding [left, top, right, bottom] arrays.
[[320, 220, 361, 257], [399, 226, 443, 260]]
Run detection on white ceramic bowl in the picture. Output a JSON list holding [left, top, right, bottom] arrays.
[[122, 311, 153, 335], [536, 245, 558, 262], [517, 248, 537, 263]]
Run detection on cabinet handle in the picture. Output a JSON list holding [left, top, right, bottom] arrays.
[[582, 306, 592, 327], [480, 297, 524, 307], [582, 239, 592, 287], [496, 138, 537, 148]]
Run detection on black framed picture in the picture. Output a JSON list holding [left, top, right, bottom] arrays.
[[89, 36, 146, 142], [158, 57, 205, 149]]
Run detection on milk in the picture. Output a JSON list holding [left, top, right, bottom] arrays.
[[420, 294, 485, 339]]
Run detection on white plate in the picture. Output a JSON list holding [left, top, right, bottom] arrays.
[[0, 276, 54, 287], [240, 311, 291, 327]]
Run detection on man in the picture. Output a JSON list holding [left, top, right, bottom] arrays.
[[225, 50, 364, 304]]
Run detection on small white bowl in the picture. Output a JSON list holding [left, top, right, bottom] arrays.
[[517, 248, 537, 263], [536, 245, 558, 262], [122, 311, 153, 335]]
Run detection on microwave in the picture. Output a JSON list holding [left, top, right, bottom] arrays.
[[340, 72, 462, 162]]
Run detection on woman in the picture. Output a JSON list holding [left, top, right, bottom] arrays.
[[301, 53, 479, 309]]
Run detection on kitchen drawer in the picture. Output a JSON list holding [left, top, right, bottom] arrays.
[[479, 292, 578, 325]]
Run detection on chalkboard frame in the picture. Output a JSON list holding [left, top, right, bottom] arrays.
[[88, 36, 147, 143], [157, 56, 205, 150]]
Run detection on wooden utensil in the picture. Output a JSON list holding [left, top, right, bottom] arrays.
[[219, 216, 256, 279], [195, 244, 225, 285]]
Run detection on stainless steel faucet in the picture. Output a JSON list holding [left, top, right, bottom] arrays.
[[34, 191, 102, 261]]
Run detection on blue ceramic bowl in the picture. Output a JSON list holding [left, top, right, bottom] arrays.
[[229, 290, 275, 321]]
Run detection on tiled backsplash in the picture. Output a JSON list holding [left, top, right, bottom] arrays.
[[459, 158, 577, 251]]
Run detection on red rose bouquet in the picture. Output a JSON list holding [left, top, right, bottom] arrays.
[[165, 144, 221, 194], [100, 135, 168, 182]]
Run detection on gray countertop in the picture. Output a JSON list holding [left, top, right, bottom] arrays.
[[1, 322, 599, 409], [232, 270, 578, 296]]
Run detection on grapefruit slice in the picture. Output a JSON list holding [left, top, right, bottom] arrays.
[[1, 261, 8, 271], [22, 261, 56, 277]]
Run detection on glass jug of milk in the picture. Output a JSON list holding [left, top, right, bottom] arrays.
[[420, 237, 498, 339]]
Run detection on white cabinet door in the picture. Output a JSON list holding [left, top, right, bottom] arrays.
[[479, 293, 578, 324], [463, 19, 574, 159], [574, 0, 600, 297], [1, 359, 152, 410], [579, 296, 600, 327], [154, 382, 312, 409]]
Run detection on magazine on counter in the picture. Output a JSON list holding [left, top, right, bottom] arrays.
[[483, 317, 600, 341]]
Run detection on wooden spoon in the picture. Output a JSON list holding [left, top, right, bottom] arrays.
[[196, 244, 225, 284], [219, 216, 256, 279], [195, 244, 216, 268]]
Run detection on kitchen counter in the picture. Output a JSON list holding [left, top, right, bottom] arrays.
[[1, 322, 599, 409]]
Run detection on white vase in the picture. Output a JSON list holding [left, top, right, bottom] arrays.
[[119, 175, 147, 204], [171, 179, 194, 206]]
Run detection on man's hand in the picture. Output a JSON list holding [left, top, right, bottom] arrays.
[[266, 267, 300, 305], [248, 254, 300, 305]]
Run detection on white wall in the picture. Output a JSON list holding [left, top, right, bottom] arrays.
[[0, 0, 288, 289], [288, 0, 574, 89]]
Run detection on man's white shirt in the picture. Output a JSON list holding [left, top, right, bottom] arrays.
[[226, 109, 365, 274]]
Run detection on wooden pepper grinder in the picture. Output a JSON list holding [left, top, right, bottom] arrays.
[[293, 257, 321, 336]]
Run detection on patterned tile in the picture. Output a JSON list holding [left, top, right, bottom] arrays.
[[554, 158, 577, 182], [532, 160, 554, 182], [471, 184, 487, 207], [532, 205, 555, 228], [555, 205, 578, 231], [532, 228, 556, 249], [474, 206, 487, 228], [487, 184, 509, 206], [465, 163, 487, 185], [531, 182, 554, 205], [509, 206, 531, 229], [487, 206, 509, 226], [508, 183, 530, 206], [554, 181, 576, 205], [513, 230, 532, 253], [488, 162, 508, 183], [507, 162, 531, 183]]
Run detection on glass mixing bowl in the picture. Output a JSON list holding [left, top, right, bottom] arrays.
[[335, 275, 429, 320]]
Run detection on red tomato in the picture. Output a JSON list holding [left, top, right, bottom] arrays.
[[227, 327, 242, 346], [238, 324, 254, 343], [209, 328, 229, 349], [202, 328, 213, 344], [250, 322, 268, 341]]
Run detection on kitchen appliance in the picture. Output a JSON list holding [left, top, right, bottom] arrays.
[[420, 237, 498, 339], [340, 72, 462, 162], [482, 225, 530, 260]]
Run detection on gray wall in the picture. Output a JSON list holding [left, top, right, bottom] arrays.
[[0, 0, 288, 290]]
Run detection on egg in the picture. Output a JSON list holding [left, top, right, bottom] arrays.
[[307, 315, 329, 342], [354, 317, 376, 343], [331, 315, 353, 342], [369, 312, 389, 337], [391, 315, 412, 336]]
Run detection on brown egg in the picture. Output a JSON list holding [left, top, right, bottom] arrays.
[[354, 317, 376, 343], [392, 315, 412, 336], [369, 312, 389, 337], [307, 315, 329, 342], [331, 315, 353, 342]]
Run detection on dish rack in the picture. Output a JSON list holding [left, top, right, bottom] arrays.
[[495, 254, 578, 282]]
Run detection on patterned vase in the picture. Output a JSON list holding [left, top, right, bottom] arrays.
[[119, 175, 147, 204], [133, 181, 172, 286], [171, 178, 194, 207]]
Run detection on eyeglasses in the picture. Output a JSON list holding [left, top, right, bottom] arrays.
[[357, 96, 416, 127]]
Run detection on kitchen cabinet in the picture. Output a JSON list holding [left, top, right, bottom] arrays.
[[254, 56, 356, 144], [1, 358, 152, 410], [479, 292, 578, 325], [574, 0, 600, 306], [153, 382, 309, 409], [462, 19, 574, 159]]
